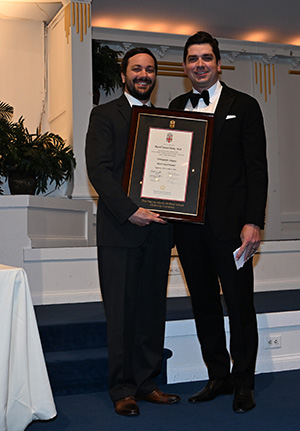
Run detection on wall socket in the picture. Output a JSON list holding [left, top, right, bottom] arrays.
[[264, 334, 282, 349]]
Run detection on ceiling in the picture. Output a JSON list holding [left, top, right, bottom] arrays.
[[0, 1, 62, 22], [1, 0, 300, 47], [91, 0, 300, 46]]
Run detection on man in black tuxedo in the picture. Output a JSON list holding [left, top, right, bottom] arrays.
[[169, 32, 268, 412], [86, 47, 180, 416]]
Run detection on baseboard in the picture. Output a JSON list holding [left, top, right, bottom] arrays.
[[165, 311, 300, 384]]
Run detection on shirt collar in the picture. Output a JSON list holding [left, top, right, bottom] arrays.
[[192, 80, 222, 100], [124, 92, 151, 107]]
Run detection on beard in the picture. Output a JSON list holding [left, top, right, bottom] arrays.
[[125, 77, 156, 101]]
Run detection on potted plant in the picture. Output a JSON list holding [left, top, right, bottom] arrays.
[[0, 101, 76, 195], [92, 41, 122, 105]]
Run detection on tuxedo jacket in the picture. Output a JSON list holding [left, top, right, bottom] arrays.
[[169, 82, 268, 241], [86, 94, 150, 247]]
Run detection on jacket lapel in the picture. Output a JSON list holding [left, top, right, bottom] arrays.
[[182, 91, 193, 108], [117, 94, 132, 124], [213, 82, 236, 141], [170, 91, 192, 110]]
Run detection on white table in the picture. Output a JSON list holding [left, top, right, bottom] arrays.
[[0, 265, 56, 431]]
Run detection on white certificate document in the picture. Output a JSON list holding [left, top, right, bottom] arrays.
[[140, 127, 193, 201]]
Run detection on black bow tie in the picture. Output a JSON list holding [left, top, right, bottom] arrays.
[[190, 90, 210, 107]]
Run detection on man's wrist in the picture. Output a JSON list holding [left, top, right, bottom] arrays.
[[245, 223, 260, 230]]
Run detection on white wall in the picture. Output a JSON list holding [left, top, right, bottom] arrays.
[[47, 2, 94, 200], [0, 18, 48, 195], [0, 1, 93, 198], [276, 59, 300, 238], [0, 19, 46, 132]]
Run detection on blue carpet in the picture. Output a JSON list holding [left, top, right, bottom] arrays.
[[34, 290, 300, 324], [30, 292, 300, 428], [27, 369, 300, 431], [33, 292, 300, 396], [34, 301, 172, 396]]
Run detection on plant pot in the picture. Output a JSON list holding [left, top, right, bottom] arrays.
[[8, 170, 37, 195]]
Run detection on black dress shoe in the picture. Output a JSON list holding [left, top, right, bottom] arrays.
[[114, 396, 140, 416], [138, 389, 181, 404], [233, 387, 256, 412], [188, 378, 234, 403]]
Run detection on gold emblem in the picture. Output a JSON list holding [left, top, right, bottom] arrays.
[[169, 120, 175, 129]]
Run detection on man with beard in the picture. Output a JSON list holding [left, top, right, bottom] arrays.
[[86, 47, 180, 416]]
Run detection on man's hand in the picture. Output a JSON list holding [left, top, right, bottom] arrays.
[[128, 208, 167, 227], [236, 224, 261, 261]]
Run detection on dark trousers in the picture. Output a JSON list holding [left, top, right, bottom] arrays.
[[175, 222, 258, 389], [98, 224, 172, 401]]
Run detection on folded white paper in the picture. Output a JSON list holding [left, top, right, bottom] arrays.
[[233, 247, 255, 270]]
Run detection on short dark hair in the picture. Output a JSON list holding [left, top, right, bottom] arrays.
[[183, 31, 221, 63], [121, 47, 158, 75]]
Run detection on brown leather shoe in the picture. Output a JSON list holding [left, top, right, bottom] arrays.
[[114, 396, 140, 416], [138, 389, 181, 404]]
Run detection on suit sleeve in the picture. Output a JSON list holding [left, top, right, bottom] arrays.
[[85, 104, 138, 224], [241, 97, 268, 229]]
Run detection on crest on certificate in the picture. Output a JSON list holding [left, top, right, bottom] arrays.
[[166, 133, 173, 143]]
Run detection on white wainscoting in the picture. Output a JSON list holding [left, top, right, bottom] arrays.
[[1, 196, 300, 304], [165, 311, 300, 384]]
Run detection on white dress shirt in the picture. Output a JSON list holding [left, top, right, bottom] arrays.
[[185, 80, 223, 114], [124, 91, 152, 107]]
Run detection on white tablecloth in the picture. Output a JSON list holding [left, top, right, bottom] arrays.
[[0, 265, 56, 431]]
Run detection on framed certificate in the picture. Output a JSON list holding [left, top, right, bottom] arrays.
[[123, 106, 214, 223]]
